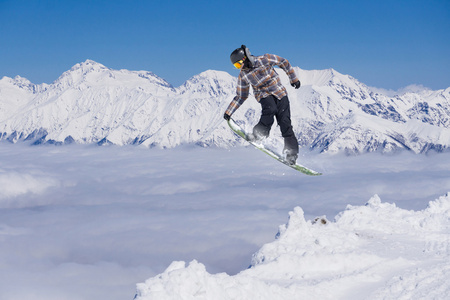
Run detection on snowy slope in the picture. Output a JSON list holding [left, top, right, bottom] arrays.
[[287, 68, 450, 153], [134, 193, 450, 300], [0, 60, 449, 153]]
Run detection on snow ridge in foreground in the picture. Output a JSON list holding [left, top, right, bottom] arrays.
[[134, 194, 450, 300]]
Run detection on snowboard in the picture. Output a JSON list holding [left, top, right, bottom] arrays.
[[227, 118, 322, 176]]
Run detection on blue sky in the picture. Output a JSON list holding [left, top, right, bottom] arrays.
[[0, 0, 449, 90]]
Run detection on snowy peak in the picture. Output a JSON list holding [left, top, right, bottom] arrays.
[[177, 70, 236, 96], [69, 59, 109, 73], [53, 59, 111, 88], [53, 59, 173, 90], [296, 67, 365, 91], [0, 75, 39, 94], [296, 67, 336, 86], [3, 75, 34, 88]]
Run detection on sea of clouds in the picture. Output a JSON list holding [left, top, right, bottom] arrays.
[[0, 143, 449, 300]]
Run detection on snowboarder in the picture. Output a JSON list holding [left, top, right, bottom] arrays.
[[223, 45, 301, 165]]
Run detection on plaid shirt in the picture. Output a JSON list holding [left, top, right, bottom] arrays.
[[225, 53, 299, 116]]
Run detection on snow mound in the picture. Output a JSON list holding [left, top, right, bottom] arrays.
[[134, 193, 450, 300]]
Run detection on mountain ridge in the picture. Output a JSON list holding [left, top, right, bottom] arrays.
[[0, 60, 449, 154]]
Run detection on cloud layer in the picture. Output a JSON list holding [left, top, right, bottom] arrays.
[[0, 144, 449, 299]]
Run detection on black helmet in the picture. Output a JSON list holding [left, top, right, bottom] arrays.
[[230, 47, 246, 64]]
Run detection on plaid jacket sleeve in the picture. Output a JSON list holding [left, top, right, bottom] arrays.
[[225, 72, 250, 116], [265, 54, 299, 84]]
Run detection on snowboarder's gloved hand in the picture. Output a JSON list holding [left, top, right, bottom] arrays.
[[291, 81, 301, 89], [223, 113, 231, 121]]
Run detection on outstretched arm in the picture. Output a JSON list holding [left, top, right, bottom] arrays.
[[265, 54, 300, 87], [224, 74, 250, 118]]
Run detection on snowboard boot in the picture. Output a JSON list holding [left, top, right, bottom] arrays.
[[285, 152, 298, 166], [248, 132, 265, 143]]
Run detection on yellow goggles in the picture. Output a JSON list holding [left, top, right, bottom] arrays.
[[233, 60, 244, 69]]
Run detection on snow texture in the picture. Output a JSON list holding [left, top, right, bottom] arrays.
[[1, 60, 449, 154], [135, 194, 450, 300]]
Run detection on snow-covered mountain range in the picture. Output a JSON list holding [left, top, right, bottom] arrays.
[[1, 60, 449, 154]]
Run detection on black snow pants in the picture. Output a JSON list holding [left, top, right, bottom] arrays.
[[253, 95, 299, 155]]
